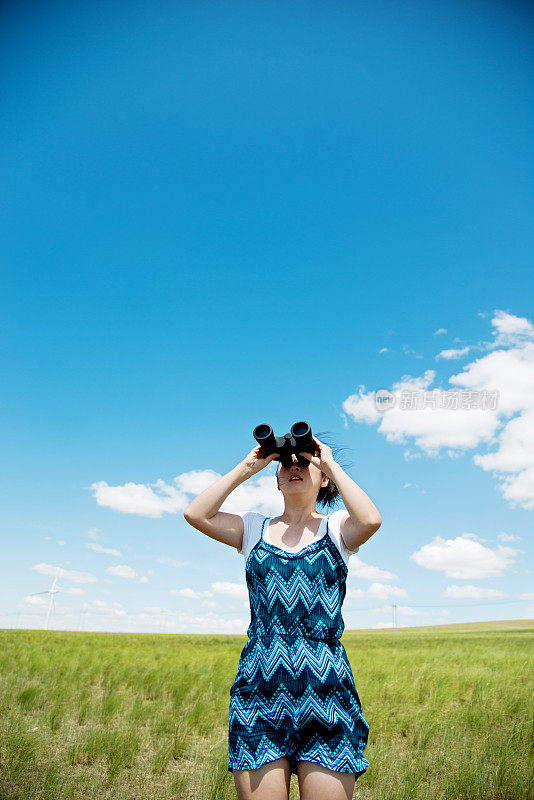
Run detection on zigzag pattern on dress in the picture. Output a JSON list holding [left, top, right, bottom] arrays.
[[229, 683, 364, 730], [251, 541, 343, 580], [228, 514, 370, 777], [231, 735, 292, 773], [230, 731, 370, 776], [257, 570, 343, 618], [284, 735, 369, 774], [246, 545, 347, 641], [236, 637, 355, 684]]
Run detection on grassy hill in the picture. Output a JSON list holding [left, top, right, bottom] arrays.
[[345, 618, 534, 633]]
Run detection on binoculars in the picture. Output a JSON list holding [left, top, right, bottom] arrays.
[[253, 421, 318, 467]]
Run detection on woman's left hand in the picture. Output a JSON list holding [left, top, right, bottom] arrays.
[[299, 436, 335, 474]]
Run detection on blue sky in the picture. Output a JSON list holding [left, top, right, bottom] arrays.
[[1, 0, 533, 633]]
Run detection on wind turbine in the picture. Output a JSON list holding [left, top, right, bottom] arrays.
[[29, 575, 61, 630]]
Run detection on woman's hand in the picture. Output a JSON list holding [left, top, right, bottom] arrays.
[[298, 436, 335, 475], [240, 445, 280, 477]]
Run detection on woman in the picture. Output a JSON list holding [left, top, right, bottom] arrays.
[[184, 434, 382, 800]]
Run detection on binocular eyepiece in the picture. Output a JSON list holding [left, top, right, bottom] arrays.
[[253, 420, 318, 467]]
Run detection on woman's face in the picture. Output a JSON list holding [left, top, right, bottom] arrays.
[[277, 454, 328, 500]]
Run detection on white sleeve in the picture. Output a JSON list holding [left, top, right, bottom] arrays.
[[328, 509, 359, 566], [237, 512, 264, 560]]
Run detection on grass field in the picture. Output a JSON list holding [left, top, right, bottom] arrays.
[[0, 620, 532, 800]]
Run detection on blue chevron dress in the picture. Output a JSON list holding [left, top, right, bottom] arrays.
[[228, 514, 370, 777]]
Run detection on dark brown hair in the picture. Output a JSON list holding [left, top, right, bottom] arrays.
[[275, 431, 353, 511]]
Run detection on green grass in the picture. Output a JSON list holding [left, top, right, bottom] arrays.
[[0, 621, 532, 799]]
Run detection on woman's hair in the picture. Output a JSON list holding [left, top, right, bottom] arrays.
[[275, 431, 353, 511]]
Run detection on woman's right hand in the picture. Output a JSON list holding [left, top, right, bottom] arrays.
[[240, 445, 279, 476]]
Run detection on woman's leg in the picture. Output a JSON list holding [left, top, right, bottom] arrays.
[[232, 757, 292, 800], [296, 761, 356, 800]]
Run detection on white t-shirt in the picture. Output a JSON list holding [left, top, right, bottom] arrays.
[[237, 509, 359, 566]]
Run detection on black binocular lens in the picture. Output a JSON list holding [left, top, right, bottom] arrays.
[[253, 420, 315, 467], [254, 424, 272, 441], [291, 421, 310, 439]]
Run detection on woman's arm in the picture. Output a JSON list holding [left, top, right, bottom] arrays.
[[183, 447, 278, 550], [326, 461, 382, 551], [299, 436, 382, 552]]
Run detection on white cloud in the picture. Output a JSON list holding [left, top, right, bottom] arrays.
[[170, 587, 213, 598], [89, 465, 281, 518], [83, 600, 127, 617], [347, 559, 398, 582], [436, 346, 472, 360], [139, 606, 247, 634], [461, 532, 488, 542], [106, 564, 138, 579], [157, 555, 190, 568], [345, 587, 367, 599], [345, 369, 501, 454], [172, 610, 247, 634], [24, 595, 47, 606], [411, 535, 517, 579], [474, 410, 534, 509], [366, 582, 408, 599], [402, 344, 424, 359], [342, 311, 534, 509], [211, 581, 248, 599], [178, 469, 280, 516], [491, 309, 534, 346], [31, 563, 98, 584], [498, 532, 521, 542], [443, 585, 508, 599], [434, 328, 448, 335], [86, 542, 122, 556], [170, 581, 247, 600], [88, 478, 188, 518], [403, 482, 427, 494]]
